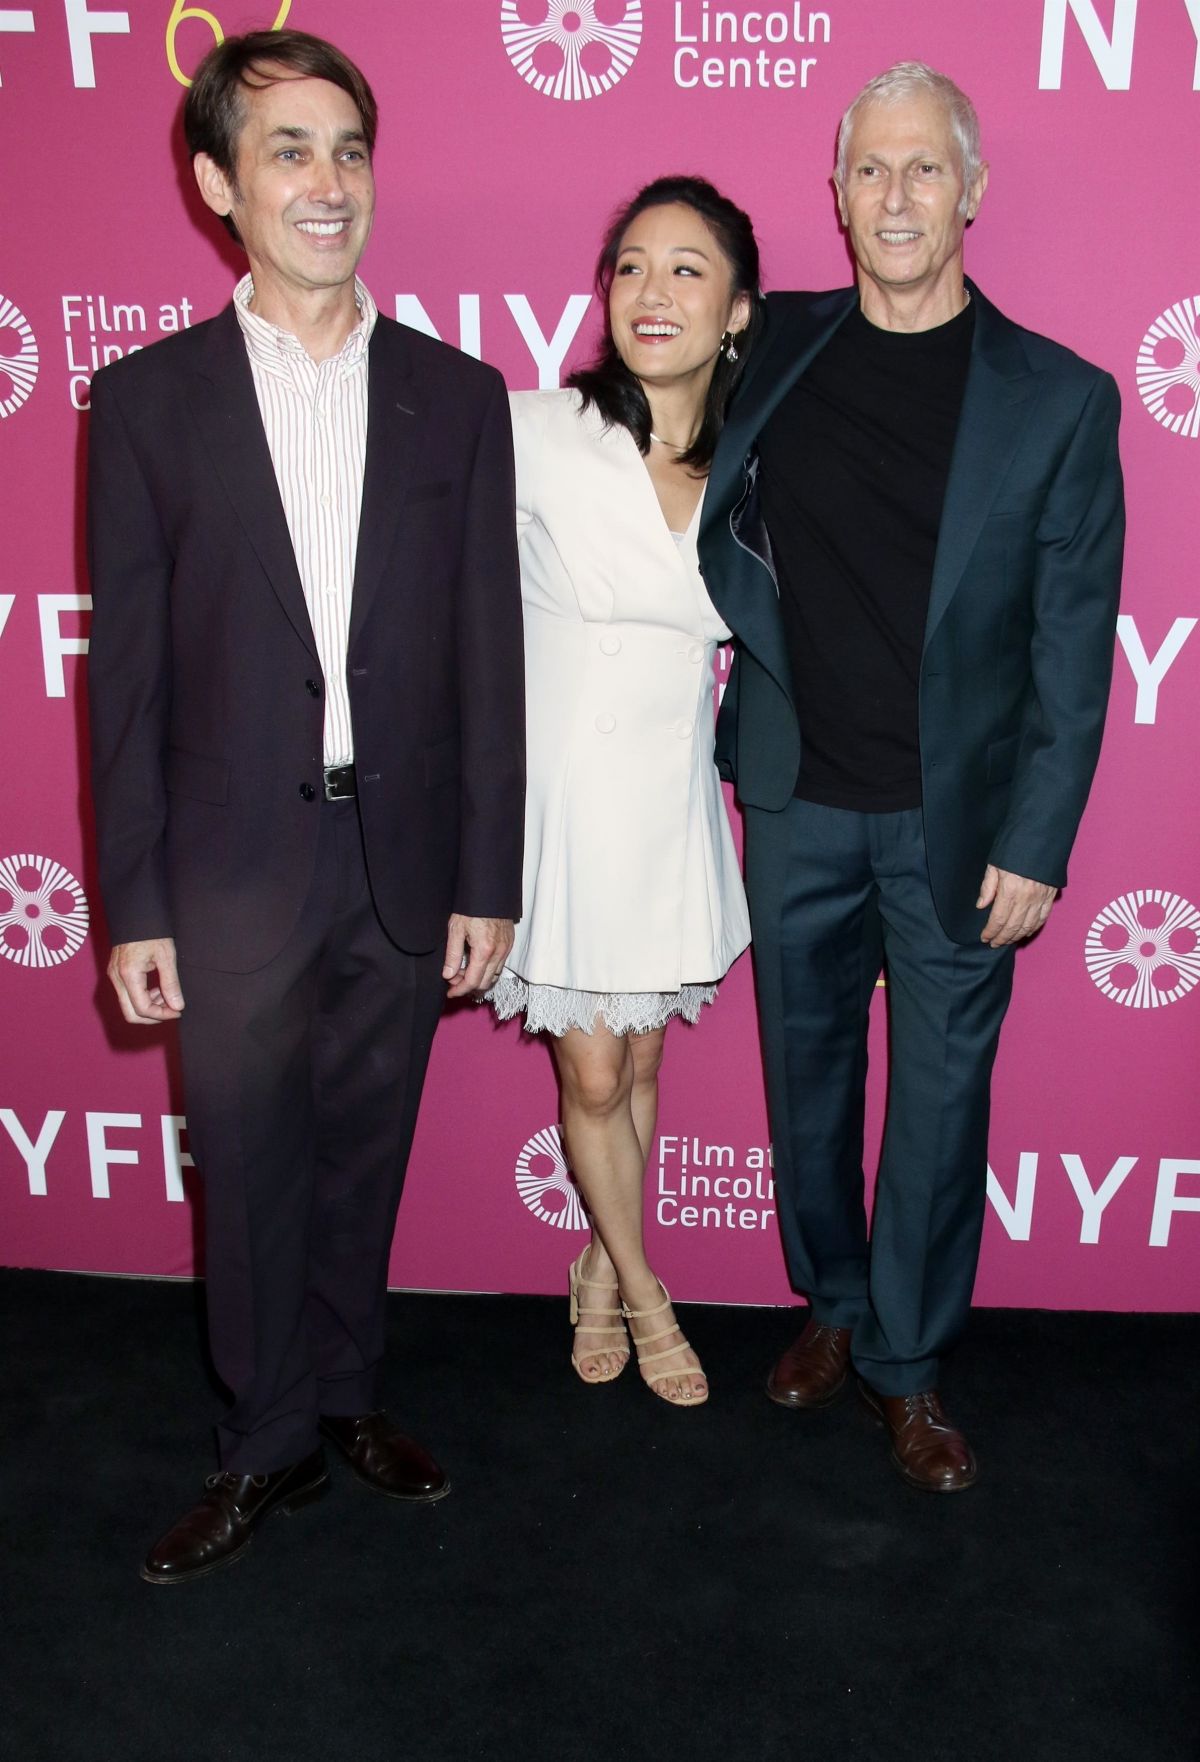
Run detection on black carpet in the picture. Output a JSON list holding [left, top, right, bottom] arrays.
[[3, 1270, 1197, 1762]]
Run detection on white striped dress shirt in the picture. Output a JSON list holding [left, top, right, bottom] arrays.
[[234, 272, 377, 768]]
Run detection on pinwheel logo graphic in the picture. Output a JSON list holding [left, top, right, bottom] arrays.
[[1084, 890, 1200, 1008], [1136, 298, 1200, 439], [0, 296, 38, 418], [0, 855, 89, 969], [500, 1, 642, 101], [515, 1125, 590, 1228]]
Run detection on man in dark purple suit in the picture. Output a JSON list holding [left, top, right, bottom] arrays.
[[87, 30, 524, 1582]]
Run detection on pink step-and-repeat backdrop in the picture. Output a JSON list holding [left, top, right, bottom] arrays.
[[0, 1, 1197, 1310]]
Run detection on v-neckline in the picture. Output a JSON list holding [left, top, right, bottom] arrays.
[[618, 423, 707, 554]]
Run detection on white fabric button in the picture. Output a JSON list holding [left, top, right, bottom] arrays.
[[675, 720, 693, 739], [687, 642, 704, 664], [599, 634, 622, 656], [595, 713, 616, 734]]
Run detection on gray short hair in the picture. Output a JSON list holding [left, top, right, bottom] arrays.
[[834, 62, 983, 214]]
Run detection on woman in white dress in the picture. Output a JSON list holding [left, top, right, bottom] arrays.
[[489, 178, 762, 1405]]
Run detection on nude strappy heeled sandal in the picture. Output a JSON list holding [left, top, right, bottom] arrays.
[[568, 1249, 630, 1384], [621, 1284, 709, 1406]]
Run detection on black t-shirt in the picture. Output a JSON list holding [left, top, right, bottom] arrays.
[[757, 300, 974, 811]]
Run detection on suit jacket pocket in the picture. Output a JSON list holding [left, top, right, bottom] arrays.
[[424, 734, 461, 787], [986, 733, 1019, 786], [165, 747, 230, 805]]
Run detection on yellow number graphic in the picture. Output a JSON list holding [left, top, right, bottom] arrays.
[[167, 1, 293, 88]]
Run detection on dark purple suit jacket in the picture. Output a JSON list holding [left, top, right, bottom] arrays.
[[87, 306, 525, 972]]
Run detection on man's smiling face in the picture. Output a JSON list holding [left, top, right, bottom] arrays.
[[200, 70, 375, 305], [837, 91, 986, 306]]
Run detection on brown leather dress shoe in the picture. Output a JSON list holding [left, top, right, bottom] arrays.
[[858, 1383, 978, 1492], [766, 1318, 853, 1409], [140, 1449, 330, 1585], [318, 1411, 450, 1502]]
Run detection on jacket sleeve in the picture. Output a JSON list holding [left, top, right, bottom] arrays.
[[86, 368, 175, 945], [451, 371, 526, 919], [987, 372, 1125, 886]]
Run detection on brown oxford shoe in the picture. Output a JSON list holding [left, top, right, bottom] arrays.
[[318, 1411, 450, 1502], [859, 1383, 978, 1493], [766, 1318, 853, 1409], [140, 1449, 330, 1585]]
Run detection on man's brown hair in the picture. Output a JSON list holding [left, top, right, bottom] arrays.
[[184, 29, 378, 241]]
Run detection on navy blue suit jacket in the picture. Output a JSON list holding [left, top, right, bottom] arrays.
[[698, 283, 1125, 944]]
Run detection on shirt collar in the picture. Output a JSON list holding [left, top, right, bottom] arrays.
[[233, 273, 378, 374]]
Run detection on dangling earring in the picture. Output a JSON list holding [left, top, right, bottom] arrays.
[[721, 329, 740, 364]]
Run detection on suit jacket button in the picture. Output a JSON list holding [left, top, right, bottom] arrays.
[[299, 782, 316, 800], [306, 678, 321, 697]]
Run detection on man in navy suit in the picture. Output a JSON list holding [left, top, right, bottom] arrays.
[[87, 31, 524, 1577], [699, 62, 1123, 1490]]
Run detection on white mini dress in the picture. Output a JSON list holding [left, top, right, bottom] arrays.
[[488, 389, 750, 1037]]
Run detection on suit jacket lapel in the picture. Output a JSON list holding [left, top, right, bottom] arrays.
[[700, 289, 856, 695], [191, 306, 317, 660], [348, 319, 420, 648], [925, 284, 1038, 644], [703, 287, 857, 544]]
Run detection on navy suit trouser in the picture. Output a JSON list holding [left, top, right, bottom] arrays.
[[744, 799, 1015, 1395], [177, 797, 446, 1473]]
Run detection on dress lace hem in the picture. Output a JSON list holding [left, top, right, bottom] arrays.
[[487, 972, 718, 1037]]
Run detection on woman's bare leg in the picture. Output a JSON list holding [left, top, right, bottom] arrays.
[[552, 1021, 705, 1401], [629, 1027, 666, 1163]]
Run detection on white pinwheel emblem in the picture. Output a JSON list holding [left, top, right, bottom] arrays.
[[0, 295, 38, 418], [500, 1, 642, 100], [1085, 890, 1200, 1008], [1136, 297, 1200, 439], [515, 1125, 590, 1228], [0, 855, 89, 968]]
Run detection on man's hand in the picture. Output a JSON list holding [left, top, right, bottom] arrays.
[[976, 866, 1057, 947], [108, 938, 184, 1023], [442, 914, 514, 998]]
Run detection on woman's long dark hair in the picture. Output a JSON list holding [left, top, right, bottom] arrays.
[[567, 175, 764, 472]]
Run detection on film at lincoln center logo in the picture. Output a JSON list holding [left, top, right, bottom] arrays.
[[1084, 889, 1200, 1009], [0, 855, 89, 969], [1136, 296, 1200, 439], [515, 1125, 590, 1229], [0, 295, 38, 419], [500, 1, 642, 101]]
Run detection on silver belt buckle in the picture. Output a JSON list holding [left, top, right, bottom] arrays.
[[323, 764, 355, 801]]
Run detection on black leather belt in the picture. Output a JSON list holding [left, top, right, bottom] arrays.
[[323, 763, 357, 801]]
